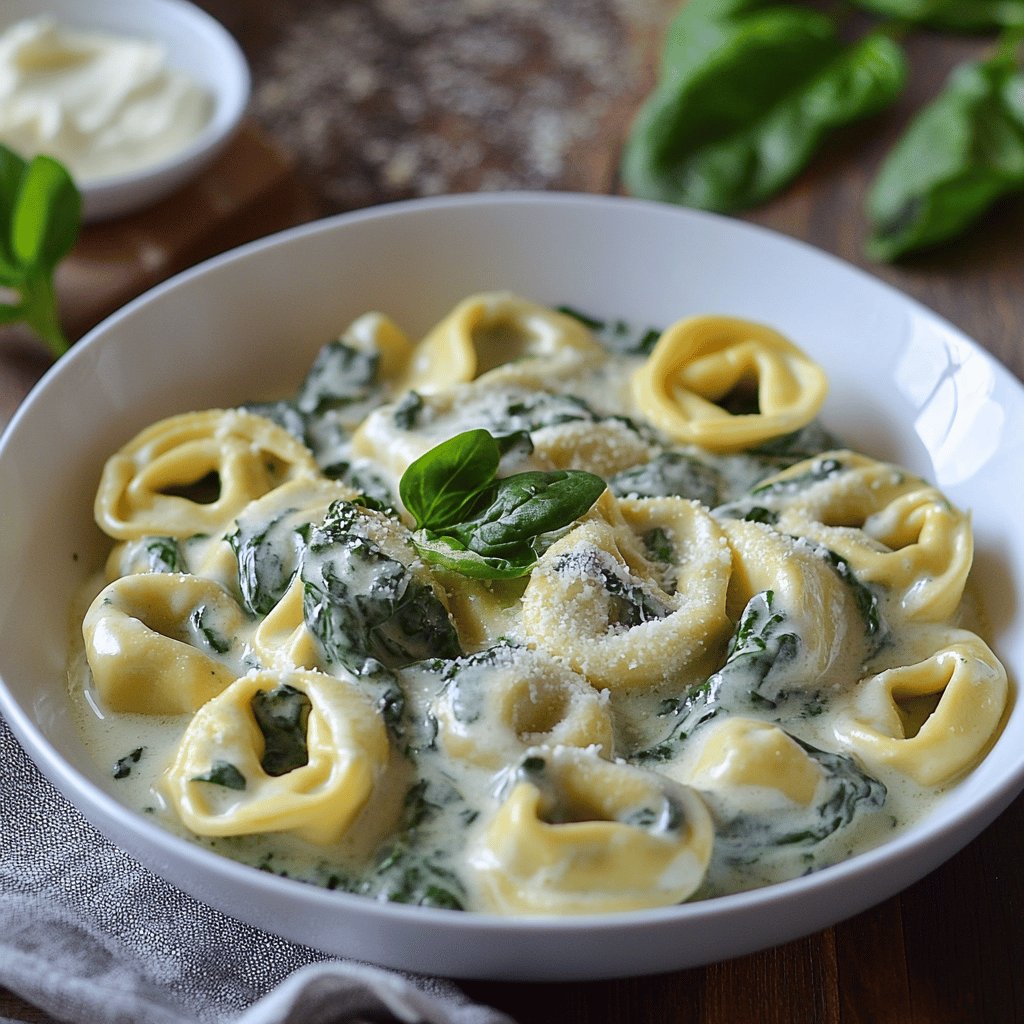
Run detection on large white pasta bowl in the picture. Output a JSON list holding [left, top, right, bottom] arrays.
[[1, 193, 1022, 980]]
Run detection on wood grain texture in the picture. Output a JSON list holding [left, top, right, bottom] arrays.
[[2, 2, 1022, 1022]]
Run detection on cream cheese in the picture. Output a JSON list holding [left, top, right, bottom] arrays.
[[0, 16, 212, 181]]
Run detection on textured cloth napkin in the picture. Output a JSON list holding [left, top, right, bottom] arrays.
[[0, 716, 516, 1024]]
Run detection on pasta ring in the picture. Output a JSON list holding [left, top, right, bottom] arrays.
[[402, 292, 604, 393], [832, 627, 1008, 786], [722, 518, 872, 683], [631, 315, 828, 453], [431, 646, 614, 768], [520, 496, 732, 690], [466, 746, 713, 914], [683, 717, 824, 808], [161, 667, 389, 845], [95, 409, 319, 540], [766, 452, 973, 622], [250, 575, 322, 673], [82, 573, 246, 714]]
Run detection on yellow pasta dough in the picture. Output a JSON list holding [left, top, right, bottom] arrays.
[[68, 291, 1009, 916], [631, 315, 828, 452], [95, 409, 319, 540], [466, 746, 714, 914], [162, 668, 389, 845]]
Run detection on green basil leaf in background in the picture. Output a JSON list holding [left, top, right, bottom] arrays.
[[621, 0, 907, 212], [865, 40, 1024, 260], [11, 155, 81, 270], [399, 428, 499, 531], [445, 470, 607, 558], [0, 143, 81, 356], [847, 0, 1024, 32]]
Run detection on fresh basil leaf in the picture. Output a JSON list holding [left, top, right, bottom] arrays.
[[0, 144, 80, 356], [411, 533, 540, 580], [446, 470, 607, 557], [866, 44, 1024, 260], [399, 428, 500, 530], [622, 0, 906, 212], [12, 155, 81, 270], [848, 0, 1024, 31]]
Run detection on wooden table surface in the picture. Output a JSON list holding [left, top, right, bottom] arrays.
[[2, 3, 1022, 1022]]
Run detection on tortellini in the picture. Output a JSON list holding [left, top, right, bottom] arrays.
[[520, 495, 732, 689], [83, 573, 247, 714], [631, 315, 828, 453], [73, 292, 1009, 917], [162, 668, 389, 845], [95, 409, 319, 540], [832, 627, 1008, 786], [431, 645, 614, 768], [466, 746, 713, 914]]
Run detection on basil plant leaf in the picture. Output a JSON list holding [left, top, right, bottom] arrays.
[[847, 0, 1024, 31], [412, 534, 541, 580], [866, 44, 1024, 261], [399, 428, 500, 530], [446, 470, 608, 557], [621, 0, 906, 212], [0, 143, 81, 357]]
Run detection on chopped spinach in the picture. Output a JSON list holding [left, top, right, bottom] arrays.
[[187, 603, 234, 656], [192, 760, 247, 791], [609, 450, 723, 506], [229, 506, 307, 616], [301, 500, 462, 673], [250, 684, 311, 777], [112, 747, 144, 780], [555, 304, 662, 355]]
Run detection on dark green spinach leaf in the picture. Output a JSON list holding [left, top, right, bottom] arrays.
[[250, 684, 311, 777], [848, 0, 1024, 31], [866, 40, 1024, 260], [621, 0, 906, 212]]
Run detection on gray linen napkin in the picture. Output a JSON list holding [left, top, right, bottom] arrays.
[[0, 717, 516, 1024]]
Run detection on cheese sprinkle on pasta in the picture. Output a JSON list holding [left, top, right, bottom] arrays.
[[69, 293, 1008, 915]]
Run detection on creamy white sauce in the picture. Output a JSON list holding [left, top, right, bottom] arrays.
[[0, 16, 212, 181], [68, 302, 994, 913]]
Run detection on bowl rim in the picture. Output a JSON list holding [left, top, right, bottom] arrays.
[[1, 190, 1022, 970]]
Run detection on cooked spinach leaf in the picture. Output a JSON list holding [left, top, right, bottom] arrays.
[[112, 747, 144, 780], [296, 339, 379, 414], [192, 760, 247, 791], [142, 537, 183, 573], [250, 684, 311, 777], [229, 507, 307, 616], [866, 39, 1024, 260], [621, 0, 906, 212], [301, 500, 462, 673], [610, 450, 723, 506]]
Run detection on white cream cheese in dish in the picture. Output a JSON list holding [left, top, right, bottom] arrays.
[[0, 16, 212, 181]]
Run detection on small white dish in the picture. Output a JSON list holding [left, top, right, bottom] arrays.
[[0, 0, 250, 221], [0, 193, 1022, 980]]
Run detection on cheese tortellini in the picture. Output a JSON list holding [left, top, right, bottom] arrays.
[[73, 292, 1009, 917]]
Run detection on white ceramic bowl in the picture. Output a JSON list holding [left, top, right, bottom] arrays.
[[1, 193, 1022, 980], [0, 0, 250, 221]]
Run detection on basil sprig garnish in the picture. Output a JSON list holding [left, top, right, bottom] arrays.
[[399, 428, 606, 579]]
